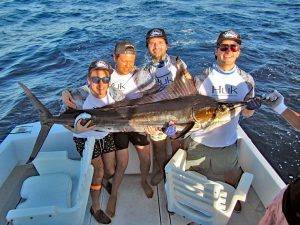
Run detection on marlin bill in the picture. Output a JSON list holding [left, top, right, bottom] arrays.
[[18, 74, 247, 162]]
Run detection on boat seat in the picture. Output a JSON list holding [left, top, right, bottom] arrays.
[[19, 173, 72, 209], [165, 149, 253, 225], [6, 137, 95, 225]]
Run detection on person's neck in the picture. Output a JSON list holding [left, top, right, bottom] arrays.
[[217, 63, 235, 72], [116, 69, 132, 76], [91, 92, 107, 100], [152, 54, 167, 64]]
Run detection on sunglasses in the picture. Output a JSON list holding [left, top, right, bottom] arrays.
[[218, 44, 240, 52], [90, 76, 110, 84]]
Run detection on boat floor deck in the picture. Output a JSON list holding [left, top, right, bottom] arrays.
[[82, 174, 266, 225]]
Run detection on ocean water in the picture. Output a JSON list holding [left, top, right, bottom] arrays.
[[0, 0, 299, 183]]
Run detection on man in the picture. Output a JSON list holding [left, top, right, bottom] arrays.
[[71, 60, 121, 224], [62, 41, 155, 218], [264, 90, 300, 131], [185, 30, 261, 211], [144, 28, 192, 186], [106, 41, 155, 217]]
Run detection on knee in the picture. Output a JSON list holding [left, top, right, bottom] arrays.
[[117, 160, 128, 172], [93, 166, 105, 180], [105, 167, 115, 178]]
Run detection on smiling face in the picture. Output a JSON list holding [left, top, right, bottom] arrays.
[[88, 69, 110, 99], [147, 37, 168, 63], [114, 53, 136, 75], [214, 39, 241, 71]]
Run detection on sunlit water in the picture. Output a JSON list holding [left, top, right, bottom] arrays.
[[0, 0, 299, 183]]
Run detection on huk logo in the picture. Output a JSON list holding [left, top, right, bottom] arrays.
[[156, 76, 173, 86], [111, 82, 126, 90], [212, 85, 238, 95]]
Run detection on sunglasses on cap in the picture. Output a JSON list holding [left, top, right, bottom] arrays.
[[218, 44, 240, 52], [90, 76, 110, 84]]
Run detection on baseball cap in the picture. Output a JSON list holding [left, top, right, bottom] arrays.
[[114, 41, 136, 55], [88, 60, 113, 75], [146, 28, 168, 45], [217, 30, 242, 46]]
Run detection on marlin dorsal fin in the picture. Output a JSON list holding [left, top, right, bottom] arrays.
[[129, 66, 197, 106]]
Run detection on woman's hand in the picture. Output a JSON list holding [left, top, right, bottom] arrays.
[[74, 119, 96, 134]]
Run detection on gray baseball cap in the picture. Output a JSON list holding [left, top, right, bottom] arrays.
[[114, 41, 136, 55]]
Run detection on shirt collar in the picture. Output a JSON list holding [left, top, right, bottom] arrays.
[[212, 63, 237, 75]]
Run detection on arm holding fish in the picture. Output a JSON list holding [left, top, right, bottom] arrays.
[[145, 121, 177, 138], [61, 87, 90, 131], [242, 75, 259, 117], [62, 119, 96, 134], [175, 57, 192, 80], [243, 104, 255, 117], [264, 90, 300, 131], [62, 89, 76, 109], [74, 119, 96, 134], [62, 86, 89, 109]]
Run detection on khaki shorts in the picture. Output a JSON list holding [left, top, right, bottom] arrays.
[[185, 137, 240, 180]]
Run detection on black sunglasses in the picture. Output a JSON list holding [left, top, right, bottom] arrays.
[[218, 44, 240, 52], [90, 76, 110, 84]]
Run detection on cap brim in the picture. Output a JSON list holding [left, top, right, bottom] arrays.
[[90, 67, 113, 75], [217, 38, 241, 45]]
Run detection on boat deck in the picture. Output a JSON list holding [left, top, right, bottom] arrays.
[[3, 123, 284, 225], [82, 174, 265, 225]]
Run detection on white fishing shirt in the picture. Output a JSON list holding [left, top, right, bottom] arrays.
[[73, 89, 115, 139], [110, 70, 143, 100], [148, 55, 187, 89], [191, 64, 254, 147]]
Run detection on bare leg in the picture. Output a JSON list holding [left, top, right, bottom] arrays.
[[106, 148, 128, 217], [225, 167, 243, 212], [135, 144, 153, 198], [150, 138, 167, 185], [102, 151, 116, 179], [90, 156, 105, 212], [224, 167, 243, 187], [101, 151, 115, 194]]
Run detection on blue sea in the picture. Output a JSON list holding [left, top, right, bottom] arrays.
[[0, 0, 299, 183]]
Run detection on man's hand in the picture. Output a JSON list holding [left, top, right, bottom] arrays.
[[263, 90, 287, 114], [246, 96, 262, 110], [144, 126, 159, 136], [62, 89, 77, 109]]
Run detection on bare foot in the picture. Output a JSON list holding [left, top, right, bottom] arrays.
[[106, 195, 117, 217], [141, 181, 153, 198]]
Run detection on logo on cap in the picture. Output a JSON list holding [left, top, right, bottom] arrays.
[[150, 29, 163, 37], [88, 60, 113, 75], [95, 61, 109, 69], [217, 30, 241, 45], [222, 30, 239, 39]]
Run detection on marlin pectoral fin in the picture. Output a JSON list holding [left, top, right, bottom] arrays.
[[171, 121, 195, 140]]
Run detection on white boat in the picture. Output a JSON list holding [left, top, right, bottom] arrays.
[[0, 122, 286, 225]]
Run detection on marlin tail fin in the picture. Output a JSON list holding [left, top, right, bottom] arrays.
[[18, 82, 54, 163]]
